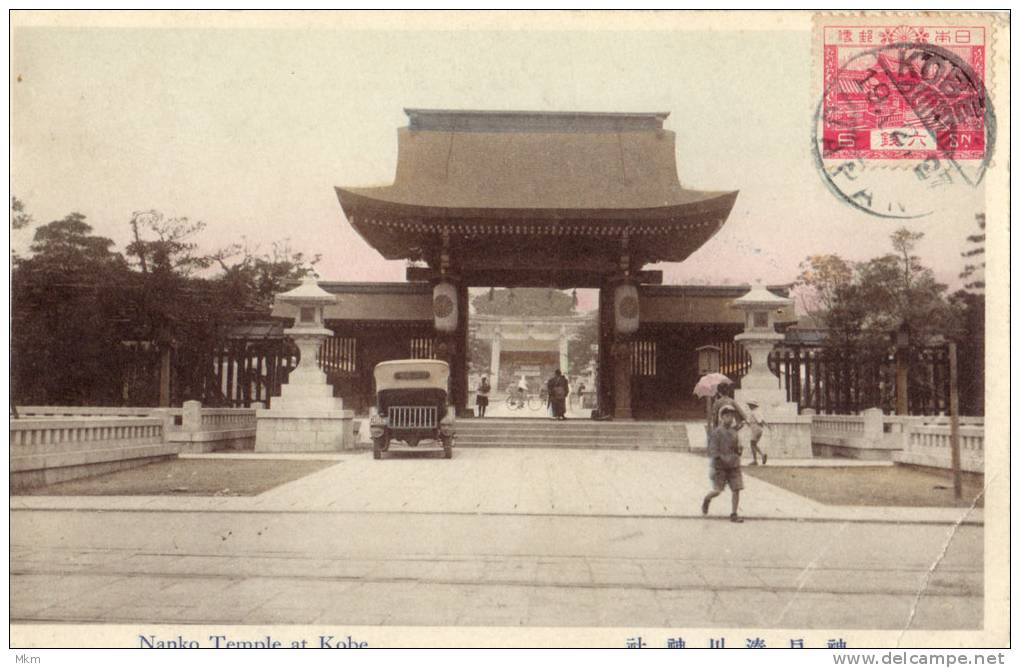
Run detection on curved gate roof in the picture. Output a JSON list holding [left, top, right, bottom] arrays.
[[336, 109, 738, 285]]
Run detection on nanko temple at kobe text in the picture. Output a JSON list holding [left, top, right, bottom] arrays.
[[271, 109, 796, 419]]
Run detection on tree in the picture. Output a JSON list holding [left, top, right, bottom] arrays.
[[23, 213, 125, 275], [959, 213, 985, 292], [566, 317, 598, 377], [11, 203, 324, 407], [216, 238, 321, 313], [126, 210, 219, 277], [123, 211, 257, 404], [11, 214, 131, 404], [122, 216, 324, 406], [472, 288, 576, 317], [467, 336, 491, 376], [951, 213, 986, 415], [793, 254, 854, 320], [10, 196, 33, 265], [795, 228, 960, 348], [881, 228, 960, 341], [794, 227, 965, 413], [11, 196, 32, 230]]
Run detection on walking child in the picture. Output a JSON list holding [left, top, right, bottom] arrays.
[[702, 406, 745, 523], [746, 399, 768, 465], [710, 386, 748, 429]]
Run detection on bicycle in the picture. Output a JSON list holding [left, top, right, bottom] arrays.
[[505, 390, 546, 411]]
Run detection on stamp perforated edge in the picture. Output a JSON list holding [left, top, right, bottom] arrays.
[[810, 11, 1004, 172]]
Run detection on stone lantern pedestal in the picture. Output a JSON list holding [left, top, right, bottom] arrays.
[[730, 282, 812, 459], [734, 332, 791, 414], [255, 276, 354, 452]]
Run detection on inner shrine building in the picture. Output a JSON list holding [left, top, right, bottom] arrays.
[[272, 109, 795, 419]]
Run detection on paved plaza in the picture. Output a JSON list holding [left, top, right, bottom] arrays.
[[11, 449, 983, 629]]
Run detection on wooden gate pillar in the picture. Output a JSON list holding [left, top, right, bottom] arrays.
[[612, 340, 634, 420], [598, 276, 637, 420], [597, 283, 614, 415], [159, 346, 172, 408], [432, 279, 469, 416], [452, 282, 469, 414]]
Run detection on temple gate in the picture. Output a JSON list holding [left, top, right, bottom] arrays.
[[331, 109, 742, 418]]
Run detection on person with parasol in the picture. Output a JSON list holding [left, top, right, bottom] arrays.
[[693, 373, 750, 429], [702, 404, 746, 523]]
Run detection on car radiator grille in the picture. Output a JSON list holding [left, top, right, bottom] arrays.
[[388, 406, 438, 429]]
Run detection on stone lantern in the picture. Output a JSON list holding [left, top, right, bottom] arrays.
[[731, 281, 794, 412], [726, 281, 812, 459], [275, 275, 336, 397], [255, 275, 353, 452]]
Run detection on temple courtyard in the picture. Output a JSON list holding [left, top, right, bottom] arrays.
[[10, 448, 982, 630]]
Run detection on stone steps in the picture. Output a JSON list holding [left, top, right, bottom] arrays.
[[457, 426, 674, 436], [454, 419, 689, 451], [457, 418, 672, 428]]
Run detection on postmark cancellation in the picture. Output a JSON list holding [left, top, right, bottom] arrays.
[[811, 13, 1002, 218]]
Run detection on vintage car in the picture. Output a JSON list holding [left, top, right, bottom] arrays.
[[369, 359, 455, 459]]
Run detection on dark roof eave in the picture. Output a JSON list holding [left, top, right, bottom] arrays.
[[335, 187, 739, 223], [279, 280, 433, 295], [403, 108, 672, 132], [641, 284, 794, 298]]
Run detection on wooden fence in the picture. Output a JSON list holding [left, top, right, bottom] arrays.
[[118, 338, 299, 409], [718, 341, 752, 378], [765, 345, 953, 416], [207, 339, 298, 408]]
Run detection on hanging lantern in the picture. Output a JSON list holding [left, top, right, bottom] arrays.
[[433, 280, 458, 333], [614, 281, 639, 335]]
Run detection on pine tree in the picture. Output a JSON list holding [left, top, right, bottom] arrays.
[[959, 213, 985, 292]]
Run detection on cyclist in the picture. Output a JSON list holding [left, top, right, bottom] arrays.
[[515, 376, 528, 409]]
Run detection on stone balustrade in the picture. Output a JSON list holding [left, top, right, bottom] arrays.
[[812, 414, 867, 434], [198, 409, 257, 430], [809, 409, 984, 471], [894, 424, 984, 473], [17, 405, 183, 432], [885, 415, 985, 428], [15, 403, 257, 444], [10, 403, 260, 489], [17, 406, 182, 419], [809, 409, 892, 460], [170, 400, 257, 453], [10, 417, 173, 490]]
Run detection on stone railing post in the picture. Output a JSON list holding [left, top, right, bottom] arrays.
[[862, 408, 884, 445], [151, 408, 176, 439], [802, 409, 815, 438], [882, 416, 909, 451], [182, 400, 202, 433]]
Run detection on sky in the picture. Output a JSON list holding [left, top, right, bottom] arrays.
[[10, 14, 988, 304]]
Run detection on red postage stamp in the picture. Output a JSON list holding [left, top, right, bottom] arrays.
[[820, 23, 988, 160]]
